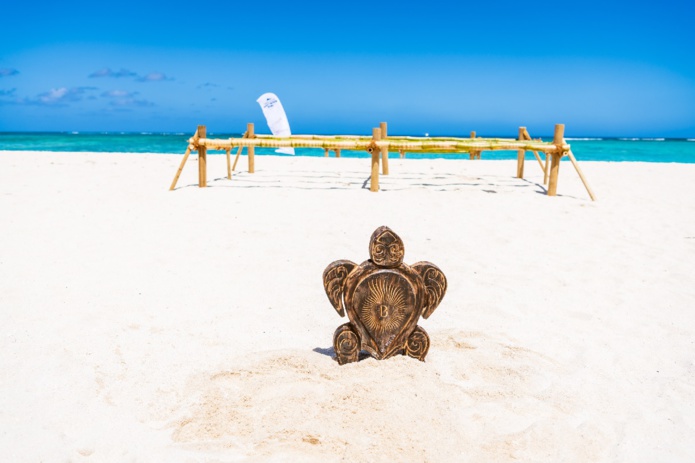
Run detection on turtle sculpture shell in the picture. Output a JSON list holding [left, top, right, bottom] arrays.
[[323, 226, 447, 364]]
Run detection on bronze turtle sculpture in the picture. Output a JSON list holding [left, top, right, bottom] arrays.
[[323, 226, 447, 364]]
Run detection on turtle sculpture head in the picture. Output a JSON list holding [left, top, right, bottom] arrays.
[[369, 226, 405, 268]]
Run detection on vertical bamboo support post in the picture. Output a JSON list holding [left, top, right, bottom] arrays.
[[516, 127, 526, 178], [399, 150, 405, 158], [370, 127, 381, 192], [548, 124, 565, 196], [543, 153, 549, 184], [198, 125, 207, 188], [380, 122, 389, 175], [226, 148, 232, 179], [324, 148, 329, 157], [247, 123, 255, 174], [335, 149, 341, 158]]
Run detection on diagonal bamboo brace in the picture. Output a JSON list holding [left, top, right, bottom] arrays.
[[169, 128, 199, 190], [568, 150, 597, 201], [231, 131, 248, 172], [169, 144, 193, 191], [521, 128, 547, 178]]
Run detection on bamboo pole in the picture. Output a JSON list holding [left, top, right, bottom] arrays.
[[567, 150, 597, 201], [531, 151, 545, 175], [526, 127, 550, 184], [231, 132, 246, 172], [198, 137, 563, 153], [226, 148, 231, 179], [470, 132, 479, 158], [335, 149, 341, 158], [399, 150, 405, 158], [169, 142, 194, 191], [198, 125, 207, 188], [521, 128, 546, 177], [247, 123, 255, 174], [252, 132, 571, 146], [470, 131, 475, 160], [548, 124, 565, 196], [516, 127, 526, 178], [370, 127, 381, 192], [471, 131, 482, 158], [231, 146, 243, 171], [324, 148, 329, 157], [548, 153, 561, 196], [380, 122, 389, 175]]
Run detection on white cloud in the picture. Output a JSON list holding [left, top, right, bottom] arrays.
[[29, 86, 97, 106]]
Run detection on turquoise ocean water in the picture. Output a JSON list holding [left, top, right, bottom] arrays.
[[1, 132, 694, 163]]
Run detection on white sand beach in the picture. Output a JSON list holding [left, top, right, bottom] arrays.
[[1, 150, 694, 462]]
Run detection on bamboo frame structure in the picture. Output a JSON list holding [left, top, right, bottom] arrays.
[[169, 122, 595, 200]]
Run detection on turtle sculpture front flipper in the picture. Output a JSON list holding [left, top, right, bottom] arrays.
[[322, 226, 447, 365]]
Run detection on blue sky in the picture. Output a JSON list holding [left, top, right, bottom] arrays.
[[1, 0, 694, 136]]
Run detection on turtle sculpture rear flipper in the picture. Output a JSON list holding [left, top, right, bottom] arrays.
[[333, 323, 361, 365], [322, 226, 447, 364]]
